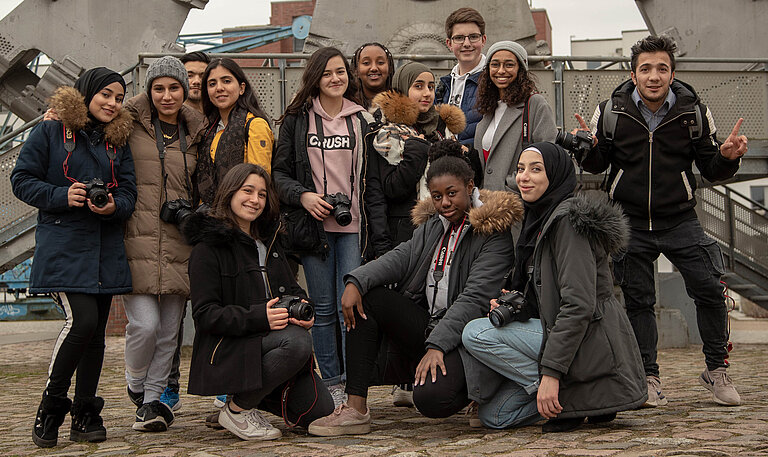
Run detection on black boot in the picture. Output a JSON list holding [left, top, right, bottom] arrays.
[[542, 417, 584, 433], [33, 393, 72, 448], [70, 396, 107, 443]]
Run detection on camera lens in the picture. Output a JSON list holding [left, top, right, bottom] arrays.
[[89, 189, 109, 208], [488, 307, 507, 328], [290, 301, 315, 321], [555, 130, 573, 149], [334, 208, 352, 226]]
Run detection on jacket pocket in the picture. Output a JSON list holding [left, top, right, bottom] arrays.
[[565, 314, 616, 384], [608, 169, 624, 200], [280, 206, 321, 253], [697, 238, 725, 277]]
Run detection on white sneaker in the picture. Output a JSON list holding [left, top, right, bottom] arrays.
[[212, 395, 227, 409], [328, 383, 347, 409], [392, 385, 414, 407], [218, 405, 281, 441]]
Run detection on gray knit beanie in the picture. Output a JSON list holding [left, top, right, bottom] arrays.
[[486, 41, 528, 71], [145, 56, 189, 100]]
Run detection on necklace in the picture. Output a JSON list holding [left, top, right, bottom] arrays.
[[159, 120, 179, 144]]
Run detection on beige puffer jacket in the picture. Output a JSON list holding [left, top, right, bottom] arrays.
[[123, 93, 207, 295]]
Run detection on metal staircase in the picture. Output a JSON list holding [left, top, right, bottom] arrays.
[[697, 186, 768, 311]]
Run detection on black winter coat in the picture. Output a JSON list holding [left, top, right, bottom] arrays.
[[581, 79, 740, 231], [10, 86, 136, 294], [271, 107, 389, 260], [184, 214, 307, 396]]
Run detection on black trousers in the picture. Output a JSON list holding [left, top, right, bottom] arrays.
[[233, 325, 334, 428], [346, 286, 470, 418], [45, 293, 112, 399]]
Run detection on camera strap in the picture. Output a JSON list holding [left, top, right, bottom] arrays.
[[430, 215, 467, 315], [313, 112, 355, 196], [61, 125, 117, 188], [520, 95, 532, 150], [153, 116, 192, 203]]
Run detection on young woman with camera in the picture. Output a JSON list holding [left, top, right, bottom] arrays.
[[350, 42, 394, 109], [272, 46, 389, 407], [306, 141, 522, 436], [474, 41, 556, 192], [11, 67, 136, 447], [195, 57, 273, 206], [184, 163, 334, 441], [461, 142, 647, 432], [120, 56, 207, 432]]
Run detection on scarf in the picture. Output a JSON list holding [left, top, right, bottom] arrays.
[[510, 142, 577, 306], [392, 62, 439, 139], [196, 104, 251, 205]]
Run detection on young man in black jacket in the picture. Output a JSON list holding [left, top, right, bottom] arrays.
[[574, 35, 747, 407]]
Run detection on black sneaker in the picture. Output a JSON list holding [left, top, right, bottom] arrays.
[[70, 397, 107, 443], [127, 386, 144, 408], [132, 400, 174, 432], [32, 394, 71, 448]]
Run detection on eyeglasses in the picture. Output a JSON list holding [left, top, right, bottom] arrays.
[[489, 61, 518, 71], [451, 33, 483, 44]]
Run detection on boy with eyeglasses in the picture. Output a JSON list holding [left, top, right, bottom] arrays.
[[436, 7, 487, 148]]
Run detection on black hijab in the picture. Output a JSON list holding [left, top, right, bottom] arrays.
[[510, 142, 577, 301], [74, 67, 126, 122]]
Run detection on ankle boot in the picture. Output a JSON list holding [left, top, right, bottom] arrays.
[[70, 396, 107, 443], [33, 393, 71, 448]]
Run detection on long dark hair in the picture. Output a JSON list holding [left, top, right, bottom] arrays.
[[476, 57, 538, 115], [277, 47, 361, 123], [202, 57, 271, 125], [351, 42, 394, 108], [210, 163, 280, 240]]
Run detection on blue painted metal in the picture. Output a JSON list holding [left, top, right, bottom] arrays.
[[199, 27, 293, 53], [0, 258, 60, 320]]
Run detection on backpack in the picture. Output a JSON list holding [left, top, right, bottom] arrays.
[[600, 100, 704, 146]]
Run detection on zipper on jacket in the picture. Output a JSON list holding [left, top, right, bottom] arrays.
[[648, 130, 653, 230], [360, 128, 376, 259], [210, 337, 223, 365]]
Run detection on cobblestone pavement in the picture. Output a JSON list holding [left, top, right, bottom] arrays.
[[1, 337, 766, 456]]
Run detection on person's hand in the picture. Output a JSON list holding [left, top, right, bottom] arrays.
[[266, 297, 289, 330], [720, 118, 748, 160], [67, 182, 87, 208], [43, 108, 60, 122], [489, 288, 509, 314], [300, 192, 333, 221], [288, 299, 314, 329], [537, 374, 563, 419], [571, 113, 598, 147], [87, 194, 116, 215], [341, 283, 365, 331], [414, 348, 446, 386]]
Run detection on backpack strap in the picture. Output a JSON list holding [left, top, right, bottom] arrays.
[[244, 115, 256, 149], [689, 102, 703, 141], [601, 102, 618, 146]]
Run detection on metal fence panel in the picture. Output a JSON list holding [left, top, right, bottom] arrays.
[[0, 144, 35, 241]]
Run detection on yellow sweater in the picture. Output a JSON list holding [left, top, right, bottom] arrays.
[[209, 113, 274, 173]]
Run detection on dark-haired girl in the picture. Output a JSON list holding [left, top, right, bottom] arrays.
[[351, 42, 394, 109], [306, 148, 521, 436], [474, 41, 556, 191], [185, 163, 334, 441], [196, 57, 274, 206], [273, 47, 389, 407], [11, 67, 136, 447], [462, 142, 646, 432]]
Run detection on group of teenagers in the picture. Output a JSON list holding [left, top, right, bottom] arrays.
[[12, 6, 749, 449]]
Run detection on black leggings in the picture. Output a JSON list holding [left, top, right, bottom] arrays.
[[45, 293, 112, 399], [346, 286, 470, 418], [233, 325, 334, 428]]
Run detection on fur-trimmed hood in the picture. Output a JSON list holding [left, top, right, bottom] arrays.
[[411, 189, 523, 235], [48, 86, 134, 147], [563, 194, 629, 255], [372, 90, 465, 134]]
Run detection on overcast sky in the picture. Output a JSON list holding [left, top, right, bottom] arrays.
[[0, 0, 647, 55]]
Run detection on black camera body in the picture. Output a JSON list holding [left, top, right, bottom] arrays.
[[555, 130, 593, 163], [274, 295, 314, 321], [488, 290, 529, 327], [83, 178, 110, 208], [424, 307, 448, 339], [323, 192, 353, 226], [160, 198, 195, 226]]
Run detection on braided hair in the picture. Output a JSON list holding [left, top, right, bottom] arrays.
[[427, 139, 474, 185]]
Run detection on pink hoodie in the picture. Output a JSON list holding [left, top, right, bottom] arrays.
[[307, 97, 365, 233]]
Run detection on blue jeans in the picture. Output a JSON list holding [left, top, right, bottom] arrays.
[[301, 232, 361, 386], [613, 217, 728, 376], [462, 318, 543, 429]]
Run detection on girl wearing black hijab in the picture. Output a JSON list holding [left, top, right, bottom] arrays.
[[12, 67, 136, 447], [462, 142, 646, 433]]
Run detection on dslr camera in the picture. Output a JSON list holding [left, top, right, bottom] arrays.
[[488, 290, 529, 327], [274, 295, 314, 321], [424, 307, 448, 339], [323, 192, 352, 226], [555, 130, 593, 164], [160, 199, 195, 227], [83, 178, 110, 208]]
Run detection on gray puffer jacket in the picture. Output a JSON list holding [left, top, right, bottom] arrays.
[[345, 189, 522, 388], [533, 194, 647, 418]]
